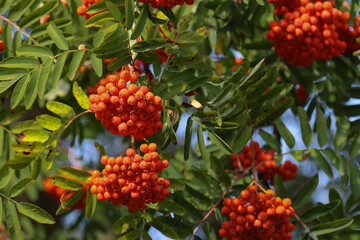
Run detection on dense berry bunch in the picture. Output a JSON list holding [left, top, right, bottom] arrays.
[[43, 178, 87, 210], [0, 27, 4, 53], [137, 0, 195, 8], [338, 15, 360, 53], [266, 1, 349, 66], [296, 83, 308, 102], [87, 144, 170, 211], [230, 142, 297, 184], [77, 0, 101, 19], [88, 68, 164, 140], [219, 186, 295, 239], [267, 0, 332, 16]]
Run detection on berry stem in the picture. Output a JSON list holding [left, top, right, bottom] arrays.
[[189, 171, 249, 239], [0, 123, 22, 142], [294, 212, 319, 240], [157, 33, 180, 83], [0, 15, 39, 46]]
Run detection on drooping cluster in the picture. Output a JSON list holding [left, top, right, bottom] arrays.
[[137, 0, 195, 8], [230, 142, 297, 184], [266, 1, 350, 66], [87, 144, 170, 212], [88, 68, 164, 140], [338, 15, 360, 53], [76, 0, 102, 19], [0, 27, 4, 53], [219, 186, 295, 239], [43, 178, 87, 210]]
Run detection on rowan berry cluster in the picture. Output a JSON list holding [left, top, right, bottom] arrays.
[[137, 0, 195, 8], [76, 0, 102, 19], [88, 68, 164, 140], [230, 142, 297, 184], [43, 178, 87, 210], [87, 144, 170, 212], [266, 1, 349, 66], [0, 27, 5, 53], [219, 186, 295, 239], [296, 83, 308, 102], [338, 15, 360, 53]]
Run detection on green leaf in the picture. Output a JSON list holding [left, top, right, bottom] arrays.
[[297, 106, 313, 147], [30, 158, 42, 180], [119, 230, 141, 240], [49, 175, 84, 191], [0, 78, 18, 94], [73, 82, 90, 110], [301, 201, 341, 222], [16, 45, 53, 58], [316, 108, 328, 147], [203, 222, 217, 240], [36, 114, 62, 131], [38, 58, 53, 99], [148, 199, 187, 216], [334, 116, 350, 151], [107, 54, 132, 70], [148, 217, 179, 239], [311, 218, 354, 236], [85, 11, 115, 28], [8, 0, 36, 21], [105, 1, 123, 22], [0, 166, 14, 189], [197, 126, 210, 165], [31, 18, 73, 38], [24, 68, 40, 109], [125, 0, 134, 30], [349, 132, 360, 159], [46, 101, 75, 118], [131, 4, 149, 40], [159, 7, 176, 22], [131, 38, 169, 52], [192, 111, 222, 126], [90, 54, 103, 77], [259, 129, 281, 153], [113, 212, 142, 234], [94, 141, 107, 156], [274, 175, 287, 198], [292, 174, 319, 209], [184, 118, 193, 160], [85, 187, 96, 218], [57, 167, 91, 183], [0, 57, 39, 68], [275, 119, 295, 149], [22, 129, 50, 143], [56, 190, 84, 215], [9, 178, 34, 198], [51, 52, 68, 89], [0, 196, 2, 224], [17, 202, 55, 224], [68, 50, 87, 81], [6, 157, 35, 170], [0, 68, 28, 81], [168, 178, 186, 191], [3, 198, 22, 240], [3, 23, 14, 57], [232, 125, 251, 153], [11, 75, 30, 108], [348, 161, 360, 200], [310, 149, 333, 179], [47, 22, 69, 50], [207, 130, 232, 154], [18, 1, 58, 28]]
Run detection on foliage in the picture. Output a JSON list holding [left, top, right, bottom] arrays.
[[0, 0, 360, 239]]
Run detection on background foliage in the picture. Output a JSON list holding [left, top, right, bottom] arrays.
[[1, 0, 360, 239]]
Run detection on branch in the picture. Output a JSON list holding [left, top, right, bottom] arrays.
[[0, 124, 22, 142], [189, 171, 249, 239], [0, 15, 39, 46]]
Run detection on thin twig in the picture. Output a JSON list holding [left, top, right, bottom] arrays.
[[0, 15, 39, 46], [63, 110, 92, 131], [294, 213, 318, 240], [189, 171, 249, 239], [157, 33, 180, 83], [0, 124, 22, 142]]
